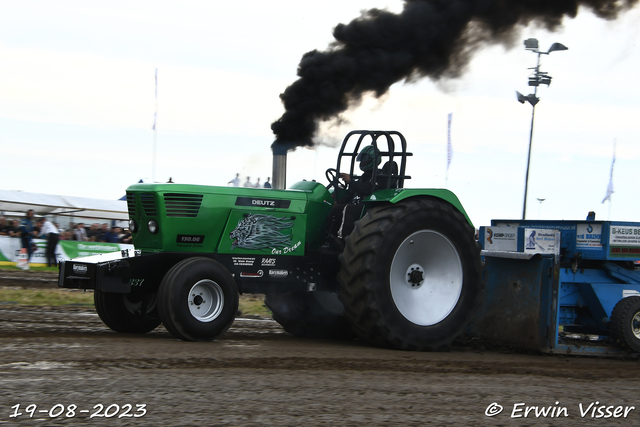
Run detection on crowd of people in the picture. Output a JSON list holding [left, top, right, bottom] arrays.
[[0, 216, 131, 244], [228, 173, 272, 188], [0, 211, 131, 269]]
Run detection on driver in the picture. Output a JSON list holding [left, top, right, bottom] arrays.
[[338, 144, 381, 202], [327, 145, 381, 248]]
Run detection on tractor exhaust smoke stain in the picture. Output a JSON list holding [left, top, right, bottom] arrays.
[[271, 0, 638, 152]]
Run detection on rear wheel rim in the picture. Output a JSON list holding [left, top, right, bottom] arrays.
[[632, 312, 640, 340], [188, 279, 224, 322], [390, 230, 463, 326]]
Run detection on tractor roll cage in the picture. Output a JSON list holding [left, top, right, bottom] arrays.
[[335, 130, 413, 192]]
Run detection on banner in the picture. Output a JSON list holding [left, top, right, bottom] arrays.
[[0, 236, 133, 265]]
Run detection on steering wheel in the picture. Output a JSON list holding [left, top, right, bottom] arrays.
[[325, 168, 347, 191]]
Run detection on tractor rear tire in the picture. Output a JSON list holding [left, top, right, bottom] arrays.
[[265, 291, 355, 339], [158, 257, 238, 341], [611, 296, 640, 353], [338, 198, 482, 351], [94, 288, 161, 334]]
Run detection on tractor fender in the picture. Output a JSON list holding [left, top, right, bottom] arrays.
[[363, 188, 474, 228]]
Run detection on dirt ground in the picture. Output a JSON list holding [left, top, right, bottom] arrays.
[[2, 271, 640, 426]]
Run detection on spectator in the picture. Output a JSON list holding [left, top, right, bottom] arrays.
[[87, 223, 101, 241], [74, 223, 88, 241], [102, 226, 121, 243], [34, 218, 43, 236], [59, 230, 72, 241], [98, 223, 109, 241], [120, 228, 132, 244], [264, 177, 272, 188], [0, 217, 9, 235], [18, 209, 37, 268], [254, 178, 261, 188], [243, 176, 253, 187], [228, 173, 240, 187], [7, 220, 21, 238], [39, 217, 60, 267]]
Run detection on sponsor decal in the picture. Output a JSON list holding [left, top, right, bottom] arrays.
[[73, 264, 88, 275], [240, 270, 264, 278], [235, 197, 291, 209], [232, 257, 256, 266], [609, 226, 640, 246], [611, 247, 640, 254], [524, 229, 560, 254], [576, 224, 602, 250], [269, 269, 289, 278], [484, 227, 517, 251], [271, 240, 301, 255], [261, 257, 276, 266]]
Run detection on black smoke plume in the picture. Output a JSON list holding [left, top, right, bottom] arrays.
[[271, 0, 637, 152]]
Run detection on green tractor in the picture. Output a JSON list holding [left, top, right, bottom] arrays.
[[59, 130, 481, 350]]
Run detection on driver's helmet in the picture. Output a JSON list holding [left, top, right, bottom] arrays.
[[356, 145, 382, 172]]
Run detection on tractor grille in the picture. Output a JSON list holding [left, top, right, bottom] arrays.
[[163, 193, 203, 218], [140, 193, 157, 217], [126, 193, 136, 217]]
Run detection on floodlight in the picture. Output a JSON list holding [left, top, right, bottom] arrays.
[[547, 42, 568, 53]]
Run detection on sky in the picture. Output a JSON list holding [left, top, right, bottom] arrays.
[[1, 0, 639, 228]]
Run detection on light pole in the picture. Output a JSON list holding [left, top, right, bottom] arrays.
[[517, 38, 567, 220], [537, 198, 546, 219]]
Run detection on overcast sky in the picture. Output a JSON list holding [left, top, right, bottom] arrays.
[[1, 1, 638, 227]]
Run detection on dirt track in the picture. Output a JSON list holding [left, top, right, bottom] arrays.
[[2, 272, 640, 426]]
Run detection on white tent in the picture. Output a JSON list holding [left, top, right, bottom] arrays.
[[0, 189, 128, 221]]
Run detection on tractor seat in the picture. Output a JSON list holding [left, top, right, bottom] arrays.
[[377, 161, 400, 189]]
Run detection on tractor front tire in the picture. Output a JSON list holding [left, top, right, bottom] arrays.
[[158, 257, 238, 341], [611, 296, 640, 353], [338, 198, 482, 350], [94, 288, 161, 334], [265, 291, 355, 339]]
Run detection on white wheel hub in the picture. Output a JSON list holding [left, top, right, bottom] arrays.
[[188, 279, 224, 322], [390, 230, 463, 326]]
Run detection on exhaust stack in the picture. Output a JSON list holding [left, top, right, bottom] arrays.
[[271, 144, 288, 190]]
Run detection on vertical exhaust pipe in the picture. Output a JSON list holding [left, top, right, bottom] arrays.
[[272, 144, 288, 190]]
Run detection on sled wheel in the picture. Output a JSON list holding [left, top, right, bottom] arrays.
[[611, 296, 640, 353], [264, 291, 355, 339], [158, 257, 238, 341], [94, 288, 161, 334], [338, 198, 482, 350]]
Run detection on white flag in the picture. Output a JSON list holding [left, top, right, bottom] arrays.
[[601, 141, 616, 204], [447, 113, 453, 170]]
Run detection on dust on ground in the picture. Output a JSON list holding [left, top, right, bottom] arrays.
[[1, 270, 640, 426]]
